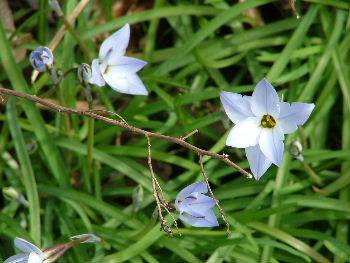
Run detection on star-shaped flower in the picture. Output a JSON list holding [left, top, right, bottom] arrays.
[[175, 182, 219, 227], [89, 24, 148, 95], [220, 78, 314, 180]]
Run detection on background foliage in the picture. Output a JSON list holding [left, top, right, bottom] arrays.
[[0, 0, 349, 262]]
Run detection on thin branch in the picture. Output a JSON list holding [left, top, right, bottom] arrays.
[[146, 135, 173, 236], [180, 129, 198, 140], [0, 87, 252, 178], [199, 154, 231, 236]]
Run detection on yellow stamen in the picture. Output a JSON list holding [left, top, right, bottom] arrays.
[[261, 114, 276, 128]]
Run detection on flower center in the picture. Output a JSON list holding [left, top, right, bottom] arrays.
[[261, 114, 276, 128]]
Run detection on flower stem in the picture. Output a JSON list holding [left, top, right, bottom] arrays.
[[83, 85, 94, 193], [300, 159, 323, 186], [58, 13, 91, 62]]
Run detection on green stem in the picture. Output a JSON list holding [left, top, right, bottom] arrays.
[[59, 14, 92, 62], [84, 85, 94, 193], [6, 97, 41, 246], [300, 159, 323, 186]]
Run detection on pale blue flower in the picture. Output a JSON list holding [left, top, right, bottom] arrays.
[[220, 78, 315, 180], [89, 24, 148, 95], [4, 238, 46, 263], [30, 47, 54, 72], [175, 182, 219, 227]]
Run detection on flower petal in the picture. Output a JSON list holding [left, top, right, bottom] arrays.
[[251, 78, 280, 117], [89, 59, 105, 87], [176, 182, 207, 202], [259, 126, 284, 166], [14, 238, 42, 255], [28, 252, 44, 263], [99, 24, 130, 61], [220, 91, 254, 123], [180, 193, 216, 214], [4, 254, 29, 263], [108, 56, 147, 73], [103, 72, 148, 95], [245, 145, 272, 180], [226, 117, 262, 148], [179, 210, 219, 227], [278, 102, 315, 134]]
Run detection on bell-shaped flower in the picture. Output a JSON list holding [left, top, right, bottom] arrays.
[[220, 78, 314, 180], [4, 238, 46, 263], [30, 47, 54, 72], [175, 182, 219, 227], [89, 24, 148, 95]]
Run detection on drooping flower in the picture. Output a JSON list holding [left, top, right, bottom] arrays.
[[4, 234, 101, 263], [220, 78, 314, 180], [30, 47, 54, 72], [89, 24, 148, 95], [175, 182, 219, 227]]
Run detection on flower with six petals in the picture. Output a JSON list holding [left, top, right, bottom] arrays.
[[220, 78, 314, 180], [89, 24, 148, 95], [175, 182, 219, 227]]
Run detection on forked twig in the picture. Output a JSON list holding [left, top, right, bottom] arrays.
[[146, 135, 176, 236], [199, 154, 231, 236], [0, 87, 253, 178]]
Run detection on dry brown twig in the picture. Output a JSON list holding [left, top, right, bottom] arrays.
[[0, 87, 253, 179], [199, 154, 231, 236], [146, 135, 178, 236]]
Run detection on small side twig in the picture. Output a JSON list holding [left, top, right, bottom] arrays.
[[146, 135, 175, 236], [180, 129, 198, 140], [199, 154, 231, 236], [0, 87, 252, 178]]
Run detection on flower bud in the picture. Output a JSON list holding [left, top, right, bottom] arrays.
[[3, 187, 29, 207], [290, 140, 304, 161], [132, 184, 144, 213], [30, 47, 54, 72], [78, 63, 92, 85], [69, 233, 101, 243], [48, 0, 63, 16]]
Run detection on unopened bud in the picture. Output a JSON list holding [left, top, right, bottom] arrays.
[[69, 233, 101, 243], [3, 187, 29, 207], [290, 140, 304, 161], [30, 47, 54, 72], [132, 185, 144, 213], [48, 0, 63, 16], [78, 63, 92, 85]]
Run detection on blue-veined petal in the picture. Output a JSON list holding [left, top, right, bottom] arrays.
[[220, 91, 254, 123], [226, 117, 262, 148], [259, 126, 284, 166], [278, 102, 315, 134], [89, 59, 105, 87], [99, 24, 130, 61], [108, 56, 147, 73], [14, 238, 42, 255], [245, 145, 272, 180], [4, 254, 29, 263], [251, 78, 280, 117]]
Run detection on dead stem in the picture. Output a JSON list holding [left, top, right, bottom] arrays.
[[146, 134, 173, 236], [180, 129, 198, 140], [199, 154, 231, 236], [0, 87, 252, 178]]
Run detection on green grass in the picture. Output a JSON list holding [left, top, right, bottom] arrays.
[[0, 0, 349, 262]]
